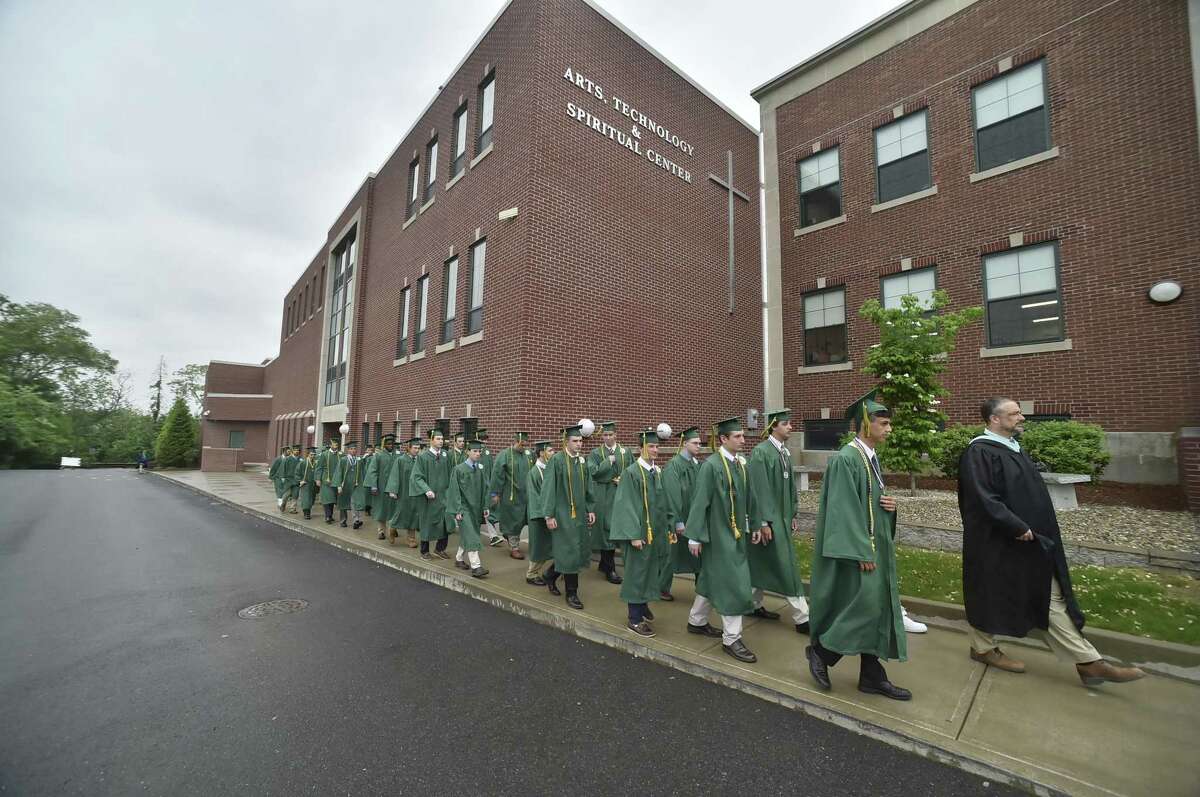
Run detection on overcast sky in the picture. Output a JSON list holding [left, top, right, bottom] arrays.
[[0, 0, 896, 408]]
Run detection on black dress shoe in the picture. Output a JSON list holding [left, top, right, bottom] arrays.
[[806, 645, 832, 690], [643, 607, 655, 621], [628, 621, 655, 638], [749, 606, 780, 620], [547, 580, 562, 596], [525, 576, 546, 586], [604, 571, 623, 585], [471, 567, 489, 579], [420, 552, 432, 561], [858, 679, 912, 701], [687, 622, 723, 637], [455, 559, 470, 570], [325, 518, 334, 524], [659, 592, 674, 602], [353, 520, 363, 529], [339, 521, 348, 528], [723, 639, 757, 663], [566, 594, 584, 610], [795, 621, 811, 635]]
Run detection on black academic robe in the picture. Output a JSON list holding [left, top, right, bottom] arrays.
[[957, 439, 1084, 637]]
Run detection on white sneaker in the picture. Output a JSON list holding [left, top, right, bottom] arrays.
[[902, 606, 928, 634]]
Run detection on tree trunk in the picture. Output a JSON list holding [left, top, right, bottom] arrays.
[[909, 473, 918, 496]]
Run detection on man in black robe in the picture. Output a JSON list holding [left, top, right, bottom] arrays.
[[958, 397, 1144, 687]]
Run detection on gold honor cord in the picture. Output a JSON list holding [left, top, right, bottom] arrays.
[[850, 442, 877, 553], [562, 436, 577, 519], [719, 449, 745, 541], [638, 458, 653, 544], [509, 445, 517, 501]]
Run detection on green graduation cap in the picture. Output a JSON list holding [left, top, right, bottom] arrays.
[[561, 423, 584, 438], [467, 439, 484, 451], [514, 430, 530, 441], [532, 439, 551, 454], [762, 408, 791, 437], [279, 446, 291, 454], [343, 440, 359, 448], [679, 426, 701, 442], [307, 446, 318, 453], [600, 421, 617, 432], [428, 427, 444, 440], [380, 433, 396, 445], [713, 416, 743, 436], [845, 389, 890, 428], [636, 428, 659, 446], [453, 431, 466, 441], [476, 428, 489, 441], [403, 436, 421, 446]]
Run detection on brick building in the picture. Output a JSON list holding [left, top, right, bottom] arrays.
[[753, 0, 1200, 493], [201, 0, 761, 469]]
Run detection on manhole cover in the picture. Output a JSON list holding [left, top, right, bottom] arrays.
[[238, 599, 309, 619]]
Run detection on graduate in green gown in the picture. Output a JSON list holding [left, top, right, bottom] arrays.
[[314, 439, 342, 524], [361, 444, 375, 517], [610, 428, 672, 638], [806, 390, 909, 701], [487, 431, 532, 557], [587, 421, 630, 584], [334, 441, 368, 528], [283, 445, 302, 514], [268, 446, 288, 509], [747, 409, 811, 633], [447, 440, 491, 578], [298, 447, 318, 518], [476, 429, 494, 483], [524, 440, 554, 585], [448, 432, 467, 468], [684, 417, 759, 663], [367, 435, 397, 542], [477, 428, 504, 546], [658, 425, 703, 600], [536, 424, 596, 610], [409, 428, 452, 559], [386, 438, 422, 548]]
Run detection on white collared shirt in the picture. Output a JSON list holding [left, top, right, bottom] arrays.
[[720, 447, 737, 462], [851, 437, 884, 489], [637, 457, 655, 473], [536, 460, 547, 472], [768, 434, 786, 452]]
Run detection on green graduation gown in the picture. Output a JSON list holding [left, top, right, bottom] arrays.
[[686, 450, 754, 617], [297, 457, 317, 511], [810, 442, 906, 661], [447, 460, 488, 552], [536, 451, 594, 573], [361, 453, 374, 512], [525, 462, 552, 562], [488, 446, 531, 534], [335, 454, 369, 511], [268, 456, 286, 499], [747, 438, 805, 598], [588, 444, 633, 552], [610, 460, 670, 605], [314, 449, 342, 506], [480, 446, 494, 485], [659, 452, 702, 592], [386, 454, 420, 530], [366, 449, 395, 525], [409, 448, 452, 542], [283, 455, 301, 498]]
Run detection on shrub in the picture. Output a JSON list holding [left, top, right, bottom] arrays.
[[154, 397, 197, 467], [932, 420, 1110, 480]]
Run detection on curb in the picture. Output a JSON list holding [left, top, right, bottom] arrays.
[[153, 471, 1069, 797]]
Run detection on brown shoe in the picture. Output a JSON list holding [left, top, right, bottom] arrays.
[[970, 647, 1026, 673], [387, 528, 398, 545], [509, 548, 525, 560], [406, 531, 418, 548], [1076, 659, 1146, 686]]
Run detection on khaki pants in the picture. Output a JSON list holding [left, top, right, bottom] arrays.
[[526, 560, 546, 578], [969, 576, 1100, 664]]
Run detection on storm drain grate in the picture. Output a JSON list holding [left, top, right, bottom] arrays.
[[238, 599, 309, 619]]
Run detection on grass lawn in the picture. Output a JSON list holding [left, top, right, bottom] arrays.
[[792, 539, 1200, 647]]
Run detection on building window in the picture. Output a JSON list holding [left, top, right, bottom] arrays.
[[467, 239, 485, 335], [407, 157, 421, 219], [374, 421, 383, 445], [803, 288, 847, 366], [882, 267, 936, 311], [451, 103, 468, 177], [973, 60, 1051, 172], [424, 136, 438, 203], [317, 267, 325, 307], [477, 72, 495, 152], [228, 430, 245, 449], [875, 111, 930, 203], [361, 422, 370, 447], [413, 275, 429, 352], [396, 287, 411, 357], [324, 229, 356, 405], [797, 148, 841, 227], [983, 242, 1063, 347], [441, 256, 458, 343], [803, 420, 849, 451]]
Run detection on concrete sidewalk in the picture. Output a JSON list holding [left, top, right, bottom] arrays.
[[154, 469, 1200, 797]]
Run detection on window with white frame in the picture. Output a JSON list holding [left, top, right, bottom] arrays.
[[451, 104, 468, 177], [875, 111, 931, 203], [396, 287, 411, 357], [797, 148, 841, 227], [441, 256, 458, 343], [324, 229, 356, 405], [406, 157, 420, 219], [973, 60, 1051, 171], [467, 239, 485, 334], [413, 275, 429, 352], [477, 72, 495, 152], [424, 136, 438, 203], [882, 268, 936, 311], [983, 242, 1063, 347], [803, 288, 847, 366]]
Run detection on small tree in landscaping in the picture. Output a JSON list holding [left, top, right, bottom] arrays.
[[154, 397, 197, 467], [859, 291, 982, 494]]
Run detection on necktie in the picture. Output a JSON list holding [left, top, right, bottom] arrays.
[[869, 454, 884, 489]]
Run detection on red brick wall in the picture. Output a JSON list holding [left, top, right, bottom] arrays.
[[200, 421, 266, 464], [770, 0, 1200, 434], [345, 0, 762, 447], [204, 362, 264, 395], [1180, 429, 1200, 513]]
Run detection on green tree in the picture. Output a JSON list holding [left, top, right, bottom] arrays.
[[155, 397, 197, 467], [0, 294, 116, 400], [168, 363, 208, 413], [0, 374, 72, 467], [858, 291, 983, 494], [149, 356, 167, 422]]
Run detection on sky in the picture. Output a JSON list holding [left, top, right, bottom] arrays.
[[0, 0, 897, 408]]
